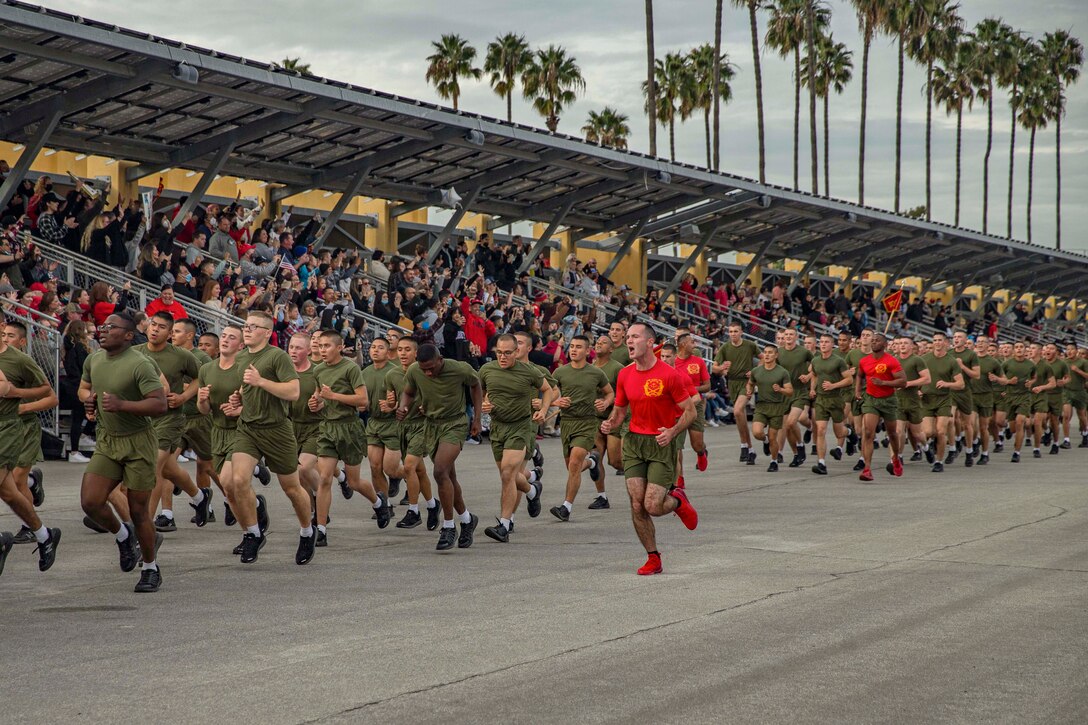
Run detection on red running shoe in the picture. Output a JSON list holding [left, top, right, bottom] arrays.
[[669, 488, 699, 530], [892, 455, 904, 477], [637, 552, 663, 575], [696, 449, 709, 472], [675, 475, 685, 489], [859, 467, 874, 482]]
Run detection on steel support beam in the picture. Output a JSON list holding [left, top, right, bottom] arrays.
[[601, 217, 649, 279], [735, 236, 777, 287], [312, 168, 373, 250], [835, 251, 873, 296], [785, 249, 827, 296], [976, 286, 1002, 315], [425, 185, 482, 265], [332, 222, 367, 252], [0, 108, 62, 211], [391, 201, 430, 218], [518, 200, 575, 275], [916, 264, 950, 300], [1053, 296, 1075, 322], [874, 258, 913, 304], [950, 269, 986, 305], [660, 224, 720, 304], [168, 142, 236, 230]]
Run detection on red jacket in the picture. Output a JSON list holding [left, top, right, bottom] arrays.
[[145, 298, 189, 321], [462, 312, 495, 352]]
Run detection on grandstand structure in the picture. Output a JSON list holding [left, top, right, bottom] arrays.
[[1, 1, 1087, 326]]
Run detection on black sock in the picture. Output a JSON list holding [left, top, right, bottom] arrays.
[[649, 550, 659, 556]]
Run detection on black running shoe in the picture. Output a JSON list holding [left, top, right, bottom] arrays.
[[396, 509, 422, 529], [117, 523, 139, 572], [172, 485, 181, 496], [797, 448, 807, 463], [484, 520, 510, 543], [1042, 432, 1052, 447], [910, 451, 923, 462], [812, 462, 827, 475], [339, 475, 353, 500], [134, 567, 162, 593], [846, 439, 856, 457], [296, 528, 317, 565], [739, 447, 749, 463], [803, 429, 812, 444], [885, 461, 895, 475], [154, 515, 176, 533], [207, 508, 216, 523], [1050, 444, 1060, 455], [426, 504, 440, 531], [550, 505, 570, 522], [532, 445, 544, 468], [35, 528, 60, 571], [588, 495, 610, 510], [388, 477, 402, 500], [256, 494, 269, 534], [977, 454, 989, 466], [994, 442, 1005, 453], [457, 513, 478, 548], [375, 493, 392, 529], [964, 454, 974, 468], [1033, 449, 1042, 458], [747, 451, 757, 465], [925, 448, 936, 464], [776, 453, 784, 463], [316, 529, 327, 547], [587, 451, 602, 482], [1079, 436, 1088, 449], [29, 467, 44, 507], [12, 525, 34, 544], [880, 438, 890, 449], [831, 448, 843, 461], [972, 442, 981, 456], [399, 491, 410, 506], [240, 532, 266, 563], [527, 482, 543, 518], [944, 452, 955, 465], [852, 460, 865, 472], [1060, 440, 1072, 450], [224, 502, 236, 527], [931, 462, 944, 473], [0, 531, 13, 577], [810, 444, 818, 455], [767, 461, 779, 472], [232, 537, 246, 555], [955, 438, 964, 452], [763, 441, 771, 456], [190, 488, 212, 527], [1011, 452, 1021, 463], [255, 463, 271, 486], [788, 454, 802, 468], [436, 527, 456, 551]]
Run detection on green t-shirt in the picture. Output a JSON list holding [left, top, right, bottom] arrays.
[[134, 343, 200, 418], [921, 352, 960, 395], [530, 361, 557, 387], [0, 346, 47, 421], [810, 353, 849, 400], [360, 361, 397, 421], [611, 344, 630, 366], [846, 348, 867, 371], [750, 364, 791, 405], [290, 363, 323, 426], [1067, 358, 1088, 393], [714, 340, 760, 381], [1032, 359, 1054, 397], [971, 356, 1003, 396], [405, 359, 479, 421], [183, 348, 212, 417], [314, 357, 367, 422], [81, 347, 164, 435], [236, 344, 298, 425], [1002, 359, 1036, 399], [198, 358, 245, 430], [594, 358, 626, 419], [776, 345, 813, 388], [1048, 358, 1070, 401], [385, 365, 422, 422], [553, 362, 610, 420], [479, 360, 545, 424]]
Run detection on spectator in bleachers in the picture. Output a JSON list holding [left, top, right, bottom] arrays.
[[208, 214, 238, 262], [368, 249, 390, 284], [145, 284, 189, 321], [87, 281, 131, 326]]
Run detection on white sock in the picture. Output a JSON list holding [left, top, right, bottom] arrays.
[[408, 504, 419, 514], [426, 498, 437, 509], [190, 490, 204, 506], [317, 524, 327, 534], [34, 525, 49, 543], [1064, 437, 1070, 443], [142, 560, 158, 571], [819, 459, 826, 466], [442, 519, 455, 529], [372, 498, 383, 510], [500, 517, 512, 529], [116, 525, 129, 543], [162, 509, 174, 521], [563, 501, 573, 512], [741, 444, 749, 450], [834, 446, 842, 453], [528, 469, 540, 483], [300, 525, 313, 537], [525, 484, 537, 500], [598, 492, 608, 500], [246, 524, 261, 537], [1034, 447, 1040, 453], [459, 510, 472, 525], [586, 456, 596, 469]]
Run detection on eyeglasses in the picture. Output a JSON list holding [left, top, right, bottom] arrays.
[[242, 324, 272, 332], [494, 349, 516, 357], [99, 323, 131, 332]]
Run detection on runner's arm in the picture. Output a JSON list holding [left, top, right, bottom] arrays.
[[4, 381, 52, 400], [18, 386, 58, 415], [258, 377, 300, 401], [906, 369, 930, 389], [948, 372, 965, 391], [324, 384, 367, 408]]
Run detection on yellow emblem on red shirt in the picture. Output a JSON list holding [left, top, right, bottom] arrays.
[[644, 378, 664, 397], [686, 363, 700, 375], [874, 363, 888, 374]]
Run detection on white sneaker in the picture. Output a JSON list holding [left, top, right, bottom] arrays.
[[183, 449, 197, 461], [177, 455, 188, 464], [708, 419, 720, 428], [69, 451, 92, 463], [79, 435, 97, 449]]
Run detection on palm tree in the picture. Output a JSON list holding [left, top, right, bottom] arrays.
[[1040, 30, 1085, 250], [484, 33, 532, 123], [646, 0, 658, 157], [801, 33, 853, 198], [582, 107, 632, 149], [277, 57, 312, 74], [805, 0, 820, 195], [522, 45, 586, 132], [686, 44, 737, 167], [906, 0, 963, 222], [1015, 45, 1059, 244], [766, 0, 829, 191], [850, 0, 890, 206], [882, 0, 921, 213], [997, 31, 1031, 239], [713, 0, 725, 171], [425, 34, 482, 111], [932, 37, 981, 226], [642, 52, 693, 161], [732, 0, 767, 182], [973, 19, 1017, 234]]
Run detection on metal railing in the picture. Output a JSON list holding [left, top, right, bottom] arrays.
[[0, 298, 61, 437]]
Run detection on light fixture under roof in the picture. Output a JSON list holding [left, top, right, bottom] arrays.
[[185, 170, 197, 177], [43, 148, 56, 156], [74, 154, 87, 161]]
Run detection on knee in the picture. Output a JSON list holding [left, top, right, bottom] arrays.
[[432, 465, 450, 482]]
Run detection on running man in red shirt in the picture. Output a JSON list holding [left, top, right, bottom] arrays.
[[601, 323, 698, 576], [853, 333, 907, 482], [673, 331, 712, 477]]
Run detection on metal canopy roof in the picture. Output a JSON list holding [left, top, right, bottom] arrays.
[[0, 0, 1085, 302]]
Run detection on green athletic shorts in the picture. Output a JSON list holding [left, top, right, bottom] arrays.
[[294, 421, 320, 457], [861, 393, 899, 420], [0, 418, 23, 469], [151, 413, 186, 453], [1047, 395, 1064, 417], [813, 396, 844, 423], [621, 431, 677, 488], [921, 392, 952, 419], [210, 424, 236, 473], [850, 396, 863, 417], [234, 419, 298, 475], [973, 392, 995, 418], [86, 428, 158, 491], [896, 391, 923, 425], [182, 415, 212, 461], [399, 419, 428, 459], [16, 416, 43, 468], [317, 418, 368, 466], [1065, 390, 1088, 412], [727, 379, 749, 407], [426, 416, 468, 457], [561, 416, 600, 458], [995, 395, 1008, 414], [1031, 395, 1050, 415], [951, 390, 974, 415], [1006, 396, 1032, 419], [366, 417, 401, 451], [753, 402, 788, 430], [789, 391, 809, 411], [490, 418, 536, 463]]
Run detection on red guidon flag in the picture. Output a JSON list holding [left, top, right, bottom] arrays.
[[153, 177, 165, 201], [882, 289, 904, 314]]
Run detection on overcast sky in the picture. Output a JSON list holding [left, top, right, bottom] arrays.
[[49, 0, 1088, 253]]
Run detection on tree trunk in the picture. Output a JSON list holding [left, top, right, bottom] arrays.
[[712, 0, 723, 171], [895, 34, 904, 213], [453, 90, 459, 112], [859, 26, 870, 205], [823, 92, 830, 198], [983, 78, 993, 234], [646, 0, 657, 157], [749, 4, 766, 183], [925, 60, 933, 221], [1027, 126, 1035, 244], [793, 49, 801, 191], [955, 105, 963, 226], [1007, 90, 1017, 239], [506, 87, 513, 123], [704, 107, 712, 168], [670, 118, 676, 162], [806, 0, 818, 195], [1056, 111, 1062, 250]]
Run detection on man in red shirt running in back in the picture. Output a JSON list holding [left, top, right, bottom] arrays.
[[601, 323, 698, 575], [853, 332, 907, 482]]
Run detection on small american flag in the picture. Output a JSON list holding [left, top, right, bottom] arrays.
[[279, 256, 295, 273]]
